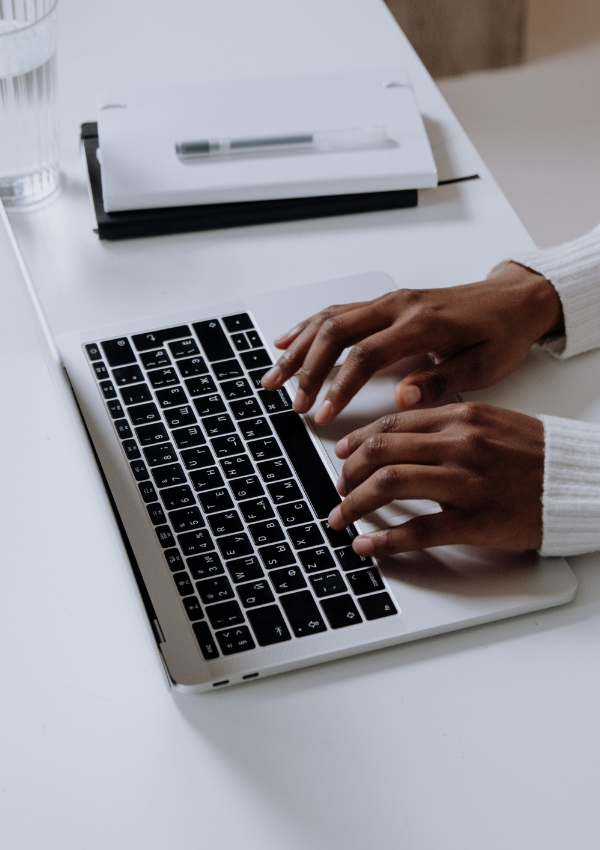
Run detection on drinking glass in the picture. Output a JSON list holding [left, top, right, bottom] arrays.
[[0, 0, 59, 206]]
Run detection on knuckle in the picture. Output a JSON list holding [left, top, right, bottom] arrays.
[[378, 414, 400, 434], [410, 516, 435, 548], [421, 369, 448, 400], [319, 315, 346, 341], [364, 434, 388, 460], [374, 465, 402, 495], [346, 341, 377, 371]]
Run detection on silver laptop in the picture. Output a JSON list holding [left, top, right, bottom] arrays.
[[52, 269, 577, 692]]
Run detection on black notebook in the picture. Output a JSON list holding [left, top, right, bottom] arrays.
[[81, 123, 418, 241]]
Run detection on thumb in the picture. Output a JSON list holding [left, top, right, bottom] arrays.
[[394, 346, 487, 409]]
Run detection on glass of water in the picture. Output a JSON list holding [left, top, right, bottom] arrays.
[[0, 0, 59, 206]]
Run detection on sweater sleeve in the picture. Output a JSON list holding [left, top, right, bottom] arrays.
[[511, 224, 600, 359]]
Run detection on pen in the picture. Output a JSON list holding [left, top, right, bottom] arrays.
[[175, 126, 388, 159]]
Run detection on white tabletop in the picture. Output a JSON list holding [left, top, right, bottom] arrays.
[[3, 2, 600, 848]]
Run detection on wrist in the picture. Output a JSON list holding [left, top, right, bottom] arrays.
[[504, 262, 565, 341]]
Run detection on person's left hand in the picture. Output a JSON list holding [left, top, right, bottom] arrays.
[[327, 402, 545, 556]]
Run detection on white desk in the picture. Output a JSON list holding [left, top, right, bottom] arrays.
[[3, 1, 600, 848]]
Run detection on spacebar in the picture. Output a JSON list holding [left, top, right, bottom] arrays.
[[271, 411, 341, 520]]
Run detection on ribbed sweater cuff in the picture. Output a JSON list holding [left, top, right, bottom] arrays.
[[512, 225, 600, 359], [538, 414, 600, 556]]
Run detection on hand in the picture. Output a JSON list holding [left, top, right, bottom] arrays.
[[261, 263, 564, 425], [327, 402, 545, 555]]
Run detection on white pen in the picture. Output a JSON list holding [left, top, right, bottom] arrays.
[[175, 126, 388, 159]]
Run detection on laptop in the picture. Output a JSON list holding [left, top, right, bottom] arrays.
[[50, 267, 577, 692]]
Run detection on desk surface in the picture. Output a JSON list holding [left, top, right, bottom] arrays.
[[3, 2, 600, 849]]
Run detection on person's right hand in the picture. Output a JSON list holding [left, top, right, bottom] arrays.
[[261, 262, 564, 425]]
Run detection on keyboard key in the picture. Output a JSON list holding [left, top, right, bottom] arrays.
[[213, 359, 244, 381], [193, 319, 234, 362], [182, 595, 204, 622], [288, 524, 325, 550], [237, 579, 275, 608], [358, 591, 398, 620], [249, 520, 285, 546], [246, 330, 263, 348], [241, 349, 272, 370], [192, 621, 219, 659], [85, 343, 102, 361], [247, 367, 270, 389], [269, 565, 307, 594], [185, 375, 218, 396], [135, 422, 170, 446], [112, 364, 144, 386], [169, 507, 204, 533], [172, 425, 205, 449], [222, 312, 253, 332], [226, 556, 264, 584], [128, 402, 161, 426], [229, 475, 264, 501], [248, 437, 281, 462], [281, 591, 327, 637], [221, 455, 254, 478], [239, 497, 274, 523], [92, 361, 109, 380], [151, 463, 186, 488], [310, 570, 346, 598], [334, 547, 373, 571], [231, 332, 250, 351], [258, 387, 293, 414], [122, 439, 141, 460], [229, 397, 262, 419], [138, 480, 158, 503], [193, 394, 226, 417], [247, 606, 292, 646], [172, 571, 194, 596], [320, 595, 362, 629], [148, 367, 180, 388], [181, 445, 214, 470], [107, 398, 125, 419], [277, 501, 313, 527], [190, 466, 225, 492], [100, 379, 117, 400], [130, 459, 150, 481], [140, 348, 170, 370], [155, 386, 188, 408], [216, 626, 256, 655], [155, 525, 175, 548], [299, 546, 336, 573], [258, 457, 292, 482], [196, 575, 235, 604], [176, 355, 208, 377], [207, 510, 243, 537], [188, 551, 224, 580], [206, 600, 244, 629], [161, 484, 196, 510], [147, 502, 166, 525], [120, 383, 152, 405], [347, 567, 385, 596], [259, 542, 295, 570], [221, 378, 253, 400], [321, 521, 358, 548], [267, 479, 303, 504], [212, 434, 245, 457], [132, 325, 191, 352], [114, 419, 133, 440], [198, 488, 234, 514], [168, 337, 200, 358], [164, 405, 197, 428], [202, 413, 235, 437], [164, 548, 184, 571], [101, 337, 136, 367], [217, 532, 253, 560], [238, 417, 272, 441], [178, 528, 214, 557], [143, 442, 178, 466]]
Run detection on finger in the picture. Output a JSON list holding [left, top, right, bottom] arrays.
[[273, 320, 311, 349], [339, 433, 442, 495], [342, 407, 454, 459], [394, 343, 491, 409], [328, 464, 455, 529], [352, 509, 469, 556]]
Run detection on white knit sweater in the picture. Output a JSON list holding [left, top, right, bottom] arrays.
[[510, 224, 600, 555]]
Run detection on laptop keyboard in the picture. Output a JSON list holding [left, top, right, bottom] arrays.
[[85, 313, 398, 660]]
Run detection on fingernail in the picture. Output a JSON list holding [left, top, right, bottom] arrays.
[[335, 437, 349, 459], [293, 389, 309, 412], [354, 536, 374, 556], [275, 324, 300, 345], [314, 399, 334, 424], [262, 365, 282, 388], [328, 505, 343, 529], [400, 384, 421, 409], [336, 477, 347, 497]]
